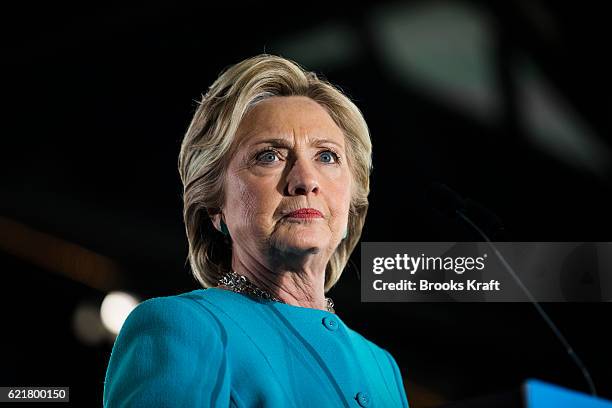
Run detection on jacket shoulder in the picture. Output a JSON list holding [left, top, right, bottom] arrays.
[[103, 290, 230, 407], [118, 291, 221, 337]]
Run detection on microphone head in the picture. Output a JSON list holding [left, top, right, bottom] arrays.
[[425, 182, 466, 217], [425, 182, 508, 240], [463, 198, 506, 239]]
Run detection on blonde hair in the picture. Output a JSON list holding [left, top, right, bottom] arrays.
[[178, 54, 372, 292]]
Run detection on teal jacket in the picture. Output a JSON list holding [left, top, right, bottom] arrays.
[[103, 288, 409, 407]]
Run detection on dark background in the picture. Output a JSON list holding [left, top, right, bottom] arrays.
[[1, 1, 611, 406]]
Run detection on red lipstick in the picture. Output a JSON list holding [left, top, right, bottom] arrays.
[[286, 208, 323, 219]]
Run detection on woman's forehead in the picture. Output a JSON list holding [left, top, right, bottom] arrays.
[[235, 96, 345, 148]]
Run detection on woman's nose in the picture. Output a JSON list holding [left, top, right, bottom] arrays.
[[286, 159, 320, 196]]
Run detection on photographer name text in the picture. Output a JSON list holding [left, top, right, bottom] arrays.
[[373, 279, 501, 291]]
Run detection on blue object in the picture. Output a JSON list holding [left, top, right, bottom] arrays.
[[322, 316, 340, 331], [103, 287, 409, 407], [356, 391, 371, 407], [220, 220, 230, 238], [524, 379, 612, 408]]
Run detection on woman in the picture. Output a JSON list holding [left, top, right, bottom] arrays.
[[103, 54, 409, 407]]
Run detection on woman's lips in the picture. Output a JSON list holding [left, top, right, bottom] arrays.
[[285, 208, 323, 218]]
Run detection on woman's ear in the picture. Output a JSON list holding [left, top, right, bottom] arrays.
[[207, 208, 223, 233]]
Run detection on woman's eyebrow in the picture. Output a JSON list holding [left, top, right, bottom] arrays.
[[250, 138, 292, 148], [313, 139, 344, 149], [249, 138, 344, 149]]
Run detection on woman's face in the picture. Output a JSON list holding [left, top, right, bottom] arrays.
[[218, 96, 353, 262]]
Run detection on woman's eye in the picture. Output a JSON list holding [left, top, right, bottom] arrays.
[[256, 150, 279, 163], [319, 150, 339, 164]]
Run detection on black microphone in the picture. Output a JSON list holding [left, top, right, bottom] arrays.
[[426, 182, 508, 240], [425, 182, 597, 397]]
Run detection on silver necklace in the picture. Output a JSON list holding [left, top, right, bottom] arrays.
[[217, 270, 335, 313]]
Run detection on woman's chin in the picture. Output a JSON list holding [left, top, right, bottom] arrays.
[[272, 228, 331, 253]]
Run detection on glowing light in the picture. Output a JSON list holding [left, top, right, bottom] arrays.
[[100, 291, 140, 335]]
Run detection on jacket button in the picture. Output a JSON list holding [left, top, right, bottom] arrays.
[[355, 391, 370, 407], [322, 316, 339, 331]]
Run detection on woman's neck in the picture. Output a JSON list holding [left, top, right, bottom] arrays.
[[226, 245, 332, 311]]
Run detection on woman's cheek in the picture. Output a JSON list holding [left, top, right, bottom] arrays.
[[332, 180, 352, 211], [243, 183, 279, 231]]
